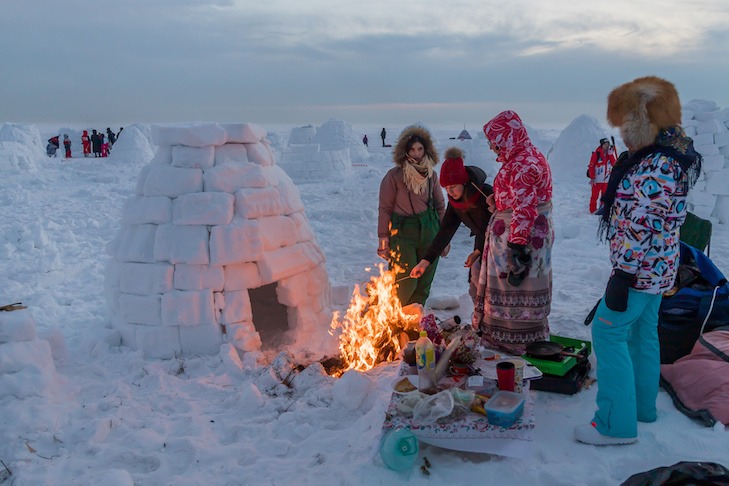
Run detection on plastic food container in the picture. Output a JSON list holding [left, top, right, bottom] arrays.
[[485, 390, 525, 427]]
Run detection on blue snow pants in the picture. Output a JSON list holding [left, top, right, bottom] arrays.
[[591, 289, 662, 438]]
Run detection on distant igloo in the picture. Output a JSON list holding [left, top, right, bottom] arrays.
[[0, 123, 44, 171], [278, 119, 368, 182], [104, 122, 334, 359]]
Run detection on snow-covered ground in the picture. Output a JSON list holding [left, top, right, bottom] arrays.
[[1, 117, 728, 485]]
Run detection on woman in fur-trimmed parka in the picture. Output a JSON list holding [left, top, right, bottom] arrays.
[[575, 76, 702, 446], [377, 125, 446, 306]]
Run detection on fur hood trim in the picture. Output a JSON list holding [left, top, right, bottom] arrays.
[[392, 125, 439, 167], [607, 76, 682, 150]]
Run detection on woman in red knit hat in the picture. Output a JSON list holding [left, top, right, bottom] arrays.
[[410, 147, 494, 301]]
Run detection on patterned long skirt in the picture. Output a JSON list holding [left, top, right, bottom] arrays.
[[472, 203, 554, 354]]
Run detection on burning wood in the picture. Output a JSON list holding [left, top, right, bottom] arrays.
[[329, 263, 420, 376]]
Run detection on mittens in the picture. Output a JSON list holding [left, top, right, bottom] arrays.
[[604, 269, 637, 312], [507, 242, 531, 287]]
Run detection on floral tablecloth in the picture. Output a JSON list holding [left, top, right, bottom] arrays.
[[381, 362, 535, 458]]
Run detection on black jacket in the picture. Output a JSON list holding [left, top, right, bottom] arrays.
[[423, 165, 494, 263]]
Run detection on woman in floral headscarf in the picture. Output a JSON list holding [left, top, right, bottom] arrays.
[[472, 110, 554, 354]]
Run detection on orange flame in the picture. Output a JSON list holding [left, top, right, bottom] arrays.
[[329, 262, 420, 375]]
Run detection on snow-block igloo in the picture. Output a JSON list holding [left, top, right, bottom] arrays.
[[105, 122, 333, 359]]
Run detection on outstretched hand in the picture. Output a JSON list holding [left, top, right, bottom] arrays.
[[410, 260, 429, 278], [486, 194, 496, 213]]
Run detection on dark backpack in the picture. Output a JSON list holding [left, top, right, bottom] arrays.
[[658, 242, 729, 364]]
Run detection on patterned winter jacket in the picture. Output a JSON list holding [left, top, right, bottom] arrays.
[[483, 110, 553, 246], [608, 147, 692, 293]]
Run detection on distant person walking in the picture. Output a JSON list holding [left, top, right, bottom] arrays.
[[91, 129, 101, 157], [100, 132, 108, 157], [81, 130, 91, 157], [363, 134, 368, 147], [381, 127, 387, 147], [106, 127, 117, 149], [587, 138, 617, 214], [63, 134, 72, 158]]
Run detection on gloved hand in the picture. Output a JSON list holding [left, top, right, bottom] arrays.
[[507, 242, 531, 287], [604, 269, 636, 312], [377, 237, 390, 260]]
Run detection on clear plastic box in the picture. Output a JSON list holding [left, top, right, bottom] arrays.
[[485, 390, 525, 427]]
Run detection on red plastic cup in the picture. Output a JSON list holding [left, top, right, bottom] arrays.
[[496, 361, 516, 392]]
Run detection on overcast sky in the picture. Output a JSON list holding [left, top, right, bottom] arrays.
[[4, 0, 729, 130]]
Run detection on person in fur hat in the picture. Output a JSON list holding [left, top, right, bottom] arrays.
[[410, 147, 494, 301], [473, 110, 554, 355], [575, 76, 702, 446], [377, 125, 445, 306]]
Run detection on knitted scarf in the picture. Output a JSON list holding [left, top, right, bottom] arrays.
[[402, 155, 435, 195], [598, 126, 702, 240]]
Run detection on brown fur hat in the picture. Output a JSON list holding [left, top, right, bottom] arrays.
[[393, 125, 439, 167], [606, 76, 682, 150]]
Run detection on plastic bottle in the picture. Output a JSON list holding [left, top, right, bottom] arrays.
[[415, 330, 437, 394], [379, 428, 419, 471]]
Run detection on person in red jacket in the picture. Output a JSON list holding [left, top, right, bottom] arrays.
[[81, 130, 91, 157], [588, 138, 617, 214], [63, 134, 72, 158]]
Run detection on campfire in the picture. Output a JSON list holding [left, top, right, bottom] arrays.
[[329, 263, 421, 376]]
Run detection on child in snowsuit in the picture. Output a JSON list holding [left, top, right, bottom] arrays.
[[587, 138, 617, 213]]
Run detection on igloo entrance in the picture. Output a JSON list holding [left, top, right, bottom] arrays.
[[249, 283, 290, 349]]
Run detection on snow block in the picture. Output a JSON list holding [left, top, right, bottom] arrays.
[[696, 119, 726, 135], [209, 218, 264, 265], [214, 143, 248, 167], [149, 145, 173, 165], [143, 165, 203, 197], [706, 169, 729, 195], [161, 289, 215, 327], [179, 323, 223, 355], [290, 212, 315, 242], [258, 242, 324, 284], [135, 165, 152, 196], [695, 144, 719, 156], [257, 215, 298, 251], [116, 224, 158, 263], [174, 264, 225, 291], [701, 154, 725, 172], [221, 123, 266, 144], [152, 123, 227, 147], [121, 196, 172, 225], [692, 133, 715, 147], [235, 187, 285, 219], [220, 290, 253, 325], [276, 183, 305, 215], [688, 191, 717, 208], [0, 309, 36, 343], [245, 141, 275, 167], [154, 224, 210, 265], [171, 145, 215, 169], [226, 323, 261, 352], [276, 273, 309, 307], [119, 262, 174, 295], [135, 325, 181, 359], [714, 131, 729, 148], [172, 192, 235, 225], [204, 162, 268, 193], [716, 195, 729, 224], [223, 262, 262, 291], [119, 293, 162, 325]]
